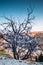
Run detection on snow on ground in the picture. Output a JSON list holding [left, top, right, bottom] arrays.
[[0, 59, 43, 65]]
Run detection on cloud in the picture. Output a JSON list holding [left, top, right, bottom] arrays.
[[32, 22, 43, 31]]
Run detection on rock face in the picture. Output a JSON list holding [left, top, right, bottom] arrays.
[[0, 38, 14, 58], [4, 48, 14, 58], [0, 32, 43, 62], [34, 33, 43, 50], [16, 43, 42, 61], [0, 38, 42, 61], [31, 46, 42, 61]]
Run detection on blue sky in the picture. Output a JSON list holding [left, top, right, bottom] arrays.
[[0, 0, 43, 31]]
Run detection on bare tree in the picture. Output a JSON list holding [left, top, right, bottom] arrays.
[[0, 8, 35, 59]]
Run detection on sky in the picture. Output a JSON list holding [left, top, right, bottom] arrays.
[[0, 0, 43, 31]]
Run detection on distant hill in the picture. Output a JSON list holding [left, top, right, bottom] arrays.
[[31, 31, 43, 36]]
